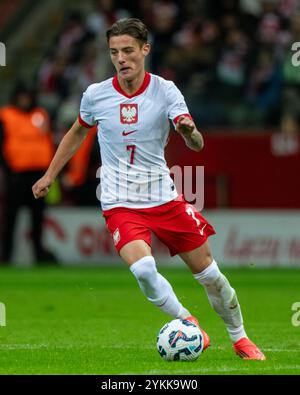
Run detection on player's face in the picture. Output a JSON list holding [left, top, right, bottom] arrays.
[[109, 35, 150, 81]]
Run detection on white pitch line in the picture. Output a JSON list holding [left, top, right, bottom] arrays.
[[120, 365, 300, 375], [263, 348, 300, 352], [0, 343, 153, 350], [0, 344, 49, 350], [0, 344, 298, 353]]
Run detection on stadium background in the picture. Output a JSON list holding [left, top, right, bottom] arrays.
[[1, 0, 299, 265], [0, 0, 299, 375]]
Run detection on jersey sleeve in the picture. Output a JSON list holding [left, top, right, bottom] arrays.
[[78, 88, 96, 128], [166, 81, 192, 127]]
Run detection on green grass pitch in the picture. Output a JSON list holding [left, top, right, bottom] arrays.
[[0, 265, 299, 375]]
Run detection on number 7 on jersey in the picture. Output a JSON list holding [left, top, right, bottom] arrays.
[[127, 144, 136, 164]]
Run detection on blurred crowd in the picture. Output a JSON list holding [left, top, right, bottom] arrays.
[[35, 0, 300, 134]]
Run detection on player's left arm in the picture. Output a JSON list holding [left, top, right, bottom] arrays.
[[175, 116, 204, 152]]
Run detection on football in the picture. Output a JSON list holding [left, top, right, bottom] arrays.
[[157, 318, 204, 361]]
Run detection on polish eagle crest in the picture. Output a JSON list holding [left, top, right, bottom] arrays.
[[120, 104, 138, 123]]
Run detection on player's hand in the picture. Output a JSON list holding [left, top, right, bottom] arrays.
[[176, 116, 195, 137], [32, 174, 53, 199]]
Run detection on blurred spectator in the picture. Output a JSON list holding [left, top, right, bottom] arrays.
[[217, 28, 249, 92], [278, 0, 300, 19], [271, 113, 299, 156], [0, 84, 57, 264], [246, 50, 282, 127], [39, 53, 72, 99], [149, 0, 180, 73], [62, 126, 99, 206], [215, 27, 251, 126], [56, 11, 95, 59], [86, 0, 130, 39], [167, 17, 222, 125]]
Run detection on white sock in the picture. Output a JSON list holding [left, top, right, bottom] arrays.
[[194, 260, 247, 343], [130, 256, 190, 319]]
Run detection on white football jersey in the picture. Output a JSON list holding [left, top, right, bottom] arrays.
[[79, 72, 191, 210]]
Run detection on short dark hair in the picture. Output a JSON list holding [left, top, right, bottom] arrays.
[[106, 18, 148, 45]]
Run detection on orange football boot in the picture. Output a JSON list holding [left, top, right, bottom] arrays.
[[233, 337, 266, 360], [185, 316, 210, 351]]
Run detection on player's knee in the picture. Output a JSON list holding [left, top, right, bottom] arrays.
[[201, 252, 214, 270], [194, 249, 214, 274], [130, 256, 169, 305], [194, 260, 237, 299], [193, 259, 221, 285], [130, 256, 157, 285]]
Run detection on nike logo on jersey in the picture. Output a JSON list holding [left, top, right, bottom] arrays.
[[199, 224, 207, 236], [122, 130, 137, 136]]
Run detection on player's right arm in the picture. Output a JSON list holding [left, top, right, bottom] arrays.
[[32, 119, 89, 199]]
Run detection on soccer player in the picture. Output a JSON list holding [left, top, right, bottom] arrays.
[[32, 18, 265, 360]]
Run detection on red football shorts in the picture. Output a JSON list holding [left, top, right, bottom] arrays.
[[102, 195, 216, 256]]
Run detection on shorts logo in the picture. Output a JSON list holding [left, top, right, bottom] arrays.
[[199, 223, 207, 236], [120, 104, 138, 124], [113, 228, 120, 245]]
